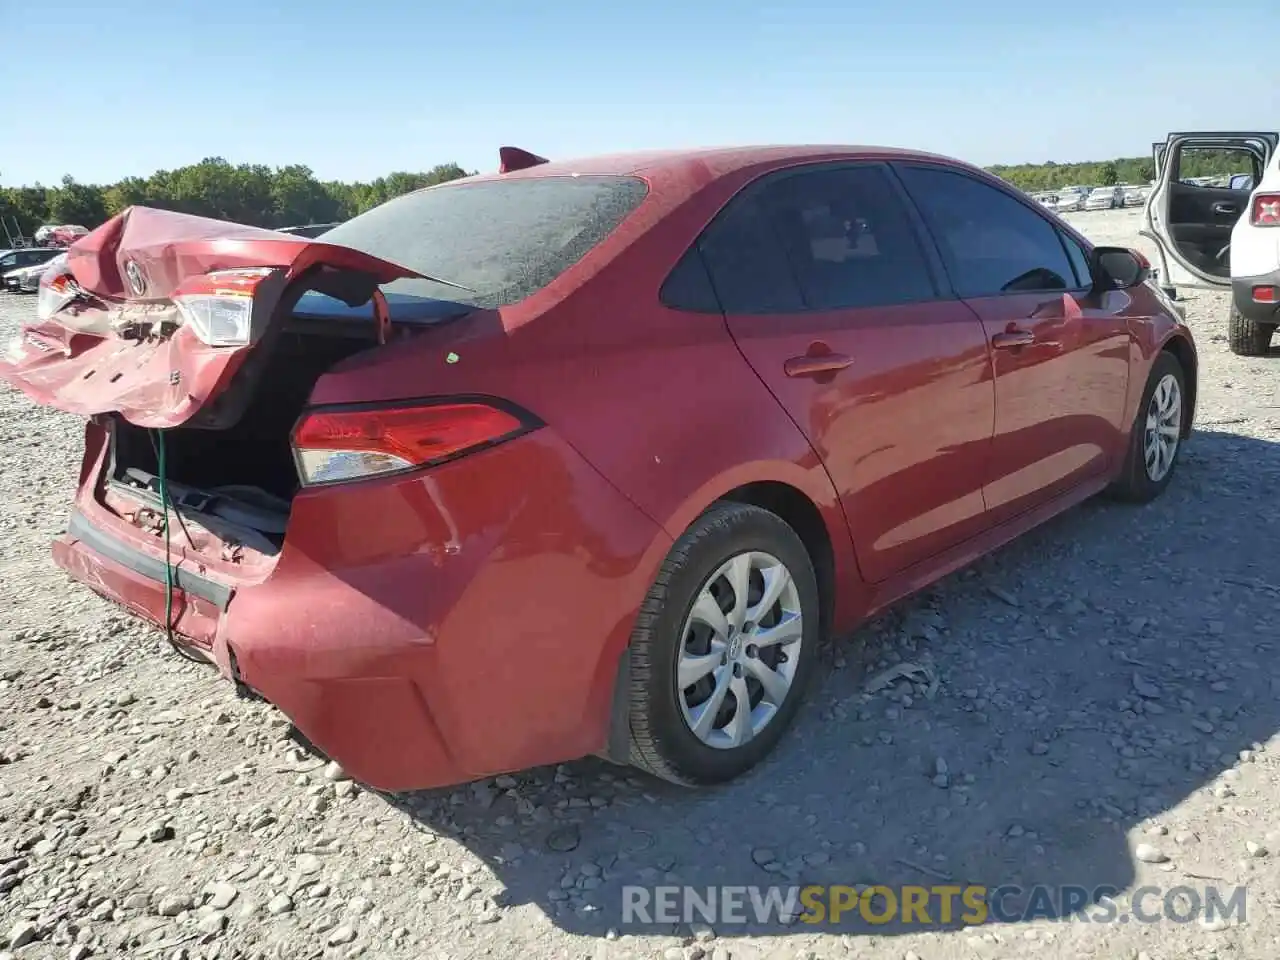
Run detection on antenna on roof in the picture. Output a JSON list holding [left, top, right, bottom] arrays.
[[498, 147, 549, 173]]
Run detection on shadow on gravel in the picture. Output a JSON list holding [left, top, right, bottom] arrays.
[[374, 429, 1279, 941]]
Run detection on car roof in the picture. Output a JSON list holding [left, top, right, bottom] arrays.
[[473, 144, 965, 182]]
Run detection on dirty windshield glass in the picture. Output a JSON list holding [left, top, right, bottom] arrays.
[[320, 175, 649, 309]]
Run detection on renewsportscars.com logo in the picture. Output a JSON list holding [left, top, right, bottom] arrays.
[[621, 884, 1248, 928]]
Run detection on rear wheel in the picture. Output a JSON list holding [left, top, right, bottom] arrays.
[[1108, 351, 1187, 503], [1227, 303, 1276, 357], [625, 502, 820, 786]]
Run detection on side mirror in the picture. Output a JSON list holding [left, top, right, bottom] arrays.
[[1092, 246, 1150, 290]]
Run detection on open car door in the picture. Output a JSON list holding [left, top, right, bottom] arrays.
[[1143, 131, 1278, 293]]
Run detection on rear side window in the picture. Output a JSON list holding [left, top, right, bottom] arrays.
[[698, 196, 806, 314], [758, 166, 936, 310], [896, 164, 1076, 298], [320, 175, 648, 309]]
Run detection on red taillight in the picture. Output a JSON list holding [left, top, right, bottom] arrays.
[[1252, 193, 1280, 226], [1253, 285, 1278, 303], [291, 401, 534, 487]]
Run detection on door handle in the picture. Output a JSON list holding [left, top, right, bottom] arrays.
[[991, 329, 1035, 349], [1212, 202, 1239, 216], [784, 353, 854, 378]]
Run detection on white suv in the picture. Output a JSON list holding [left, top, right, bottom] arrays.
[[1142, 131, 1280, 356]]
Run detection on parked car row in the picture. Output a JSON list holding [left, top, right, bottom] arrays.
[[1, 247, 64, 293], [1029, 183, 1149, 212]]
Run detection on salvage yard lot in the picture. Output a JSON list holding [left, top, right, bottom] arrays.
[[1, 206, 1279, 960]]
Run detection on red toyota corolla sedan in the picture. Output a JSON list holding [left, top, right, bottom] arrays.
[[1, 145, 1196, 792]]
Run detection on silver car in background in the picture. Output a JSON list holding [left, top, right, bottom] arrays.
[[1054, 187, 1089, 212], [1084, 185, 1124, 210]]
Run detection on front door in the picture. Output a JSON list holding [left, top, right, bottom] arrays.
[[895, 162, 1132, 523], [698, 162, 996, 584]]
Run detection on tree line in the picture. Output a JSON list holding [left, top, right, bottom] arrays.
[[989, 149, 1247, 193], [1, 149, 1256, 241], [0, 157, 472, 240]]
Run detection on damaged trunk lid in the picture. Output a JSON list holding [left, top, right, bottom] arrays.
[[0, 205, 426, 429]]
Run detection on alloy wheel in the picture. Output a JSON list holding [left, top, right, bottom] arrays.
[[1144, 372, 1182, 482], [676, 550, 804, 750]]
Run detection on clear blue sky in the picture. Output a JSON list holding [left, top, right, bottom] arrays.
[[3, 0, 1278, 187]]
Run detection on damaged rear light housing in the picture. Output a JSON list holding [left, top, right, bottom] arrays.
[[291, 400, 538, 487], [35, 256, 75, 321], [172, 268, 276, 347]]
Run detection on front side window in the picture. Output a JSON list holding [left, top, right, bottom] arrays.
[[1060, 231, 1092, 288], [896, 164, 1076, 298]]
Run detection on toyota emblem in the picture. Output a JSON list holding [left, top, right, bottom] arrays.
[[124, 260, 147, 297]]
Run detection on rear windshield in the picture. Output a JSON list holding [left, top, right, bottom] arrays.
[[319, 175, 649, 309]]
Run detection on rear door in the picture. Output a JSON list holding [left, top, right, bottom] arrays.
[[695, 161, 996, 584], [895, 162, 1132, 524], [1143, 132, 1278, 289]]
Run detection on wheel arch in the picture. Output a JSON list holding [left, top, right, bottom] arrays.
[[1159, 332, 1198, 436], [717, 480, 837, 639]]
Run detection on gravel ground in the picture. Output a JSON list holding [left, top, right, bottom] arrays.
[[1, 207, 1278, 960]]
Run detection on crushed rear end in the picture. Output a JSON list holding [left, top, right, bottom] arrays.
[[1, 206, 493, 785]]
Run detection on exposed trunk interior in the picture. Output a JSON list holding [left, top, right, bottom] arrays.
[[105, 320, 384, 552]]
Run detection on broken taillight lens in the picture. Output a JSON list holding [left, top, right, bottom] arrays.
[[291, 400, 536, 487], [172, 268, 276, 347], [1251, 194, 1280, 226], [35, 257, 75, 321]]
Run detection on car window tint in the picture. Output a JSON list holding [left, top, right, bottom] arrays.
[[897, 165, 1075, 298], [1060, 231, 1092, 288], [756, 166, 935, 310], [660, 246, 722, 313], [698, 196, 805, 314]]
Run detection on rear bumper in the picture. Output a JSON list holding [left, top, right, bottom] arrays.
[[53, 426, 667, 792], [1231, 270, 1280, 326]]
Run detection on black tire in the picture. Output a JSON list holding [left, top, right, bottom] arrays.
[[1227, 303, 1276, 357], [625, 502, 820, 786], [1107, 351, 1187, 503]]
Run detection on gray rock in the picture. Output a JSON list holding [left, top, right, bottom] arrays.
[[324, 761, 350, 782], [1131, 673, 1162, 699], [295, 853, 323, 875], [204, 882, 239, 910], [327, 924, 357, 946], [196, 911, 227, 935], [7, 922, 39, 949], [267, 893, 295, 915], [157, 894, 193, 916], [1134, 843, 1169, 864]]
